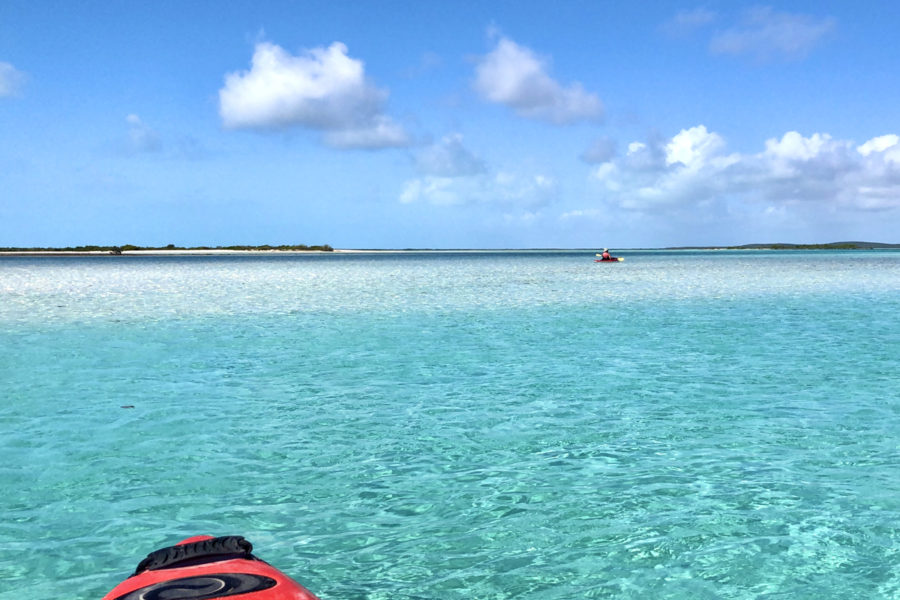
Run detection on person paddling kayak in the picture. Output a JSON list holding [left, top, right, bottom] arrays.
[[595, 248, 624, 262]]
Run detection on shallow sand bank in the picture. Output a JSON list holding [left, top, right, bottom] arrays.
[[0, 249, 345, 257]]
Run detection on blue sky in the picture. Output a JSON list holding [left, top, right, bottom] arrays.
[[1, 1, 899, 248]]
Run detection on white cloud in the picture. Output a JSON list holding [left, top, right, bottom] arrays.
[[857, 134, 898, 156], [0, 61, 26, 97], [627, 142, 647, 154], [219, 41, 410, 149], [710, 7, 836, 61], [587, 127, 900, 215], [665, 125, 727, 168], [474, 36, 603, 124], [764, 131, 836, 161], [858, 135, 900, 163]]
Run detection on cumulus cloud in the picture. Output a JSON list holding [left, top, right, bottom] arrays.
[[858, 135, 900, 161], [588, 126, 900, 214], [401, 134, 555, 208], [219, 41, 410, 149], [0, 61, 26, 97], [665, 125, 728, 169], [590, 126, 738, 209], [710, 7, 836, 61], [474, 36, 603, 124]]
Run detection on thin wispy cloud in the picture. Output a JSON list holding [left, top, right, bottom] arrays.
[[125, 114, 162, 154], [414, 134, 486, 177], [0, 61, 26, 97], [710, 6, 836, 61], [401, 133, 555, 208], [400, 171, 557, 209], [660, 8, 717, 37], [401, 51, 443, 79], [219, 41, 410, 149], [474, 35, 603, 124], [663, 7, 836, 62], [111, 114, 209, 160], [580, 137, 617, 165]]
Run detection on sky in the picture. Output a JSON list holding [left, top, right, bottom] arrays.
[[1, 0, 899, 249]]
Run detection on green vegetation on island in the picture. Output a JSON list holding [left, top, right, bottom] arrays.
[[0, 243, 334, 254], [3, 241, 898, 254], [667, 241, 899, 250]]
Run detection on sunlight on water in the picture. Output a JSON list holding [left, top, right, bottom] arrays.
[[1, 251, 899, 599], [1, 252, 896, 326]]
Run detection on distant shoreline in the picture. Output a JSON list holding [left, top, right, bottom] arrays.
[[666, 241, 900, 250], [0, 244, 335, 256], [0, 241, 898, 256], [0, 249, 335, 257]]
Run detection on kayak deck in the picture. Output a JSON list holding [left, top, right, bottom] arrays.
[[101, 535, 320, 600]]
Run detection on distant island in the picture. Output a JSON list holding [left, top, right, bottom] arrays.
[[2, 241, 898, 254], [0, 243, 334, 254], [666, 241, 899, 250]]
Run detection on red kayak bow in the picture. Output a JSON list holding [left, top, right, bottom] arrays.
[[101, 535, 320, 600]]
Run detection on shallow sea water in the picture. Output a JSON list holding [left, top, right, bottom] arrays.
[[1, 250, 899, 599]]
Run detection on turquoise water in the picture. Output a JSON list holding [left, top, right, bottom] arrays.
[[1, 250, 899, 599]]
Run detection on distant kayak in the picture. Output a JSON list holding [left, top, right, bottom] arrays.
[[101, 535, 320, 600], [594, 257, 624, 262]]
